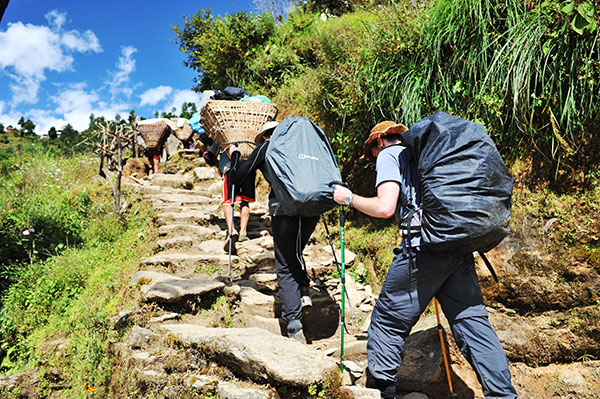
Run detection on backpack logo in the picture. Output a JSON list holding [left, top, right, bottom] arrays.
[[298, 153, 319, 161]]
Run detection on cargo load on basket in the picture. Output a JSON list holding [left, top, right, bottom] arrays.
[[137, 119, 172, 150], [201, 100, 278, 158]]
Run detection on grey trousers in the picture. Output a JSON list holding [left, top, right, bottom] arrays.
[[368, 248, 518, 399]]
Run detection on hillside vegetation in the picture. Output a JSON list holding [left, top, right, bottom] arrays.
[[174, 0, 600, 189], [0, 0, 598, 398]]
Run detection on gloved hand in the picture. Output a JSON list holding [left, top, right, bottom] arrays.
[[202, 151, 218, 167], [230, 144, 240, 155]]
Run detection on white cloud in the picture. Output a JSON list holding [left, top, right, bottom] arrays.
[[0, 11, 102, 105], [43, 83, 130, 132], [0, 100, 20, 128], [46, 10, 68, 31], [163, 89, 201, 114], [140, 86, 173, 106], [106, 46, 137, 99], [62, 30, 102, 52]]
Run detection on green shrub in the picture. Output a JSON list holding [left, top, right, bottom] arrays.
[[173, 10, 277, 91]]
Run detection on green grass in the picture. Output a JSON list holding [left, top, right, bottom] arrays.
[[0, 147, 156, 398]]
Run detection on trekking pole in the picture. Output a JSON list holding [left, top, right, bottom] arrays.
[[339, 203, 346, 374], [434, 298, 457, 398], [227, 147, 241, 283], [320, 214, 354, 324], [328, 180, 348, 374]]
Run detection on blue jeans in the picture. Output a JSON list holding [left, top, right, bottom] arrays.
[[368, 248, 518, 399]]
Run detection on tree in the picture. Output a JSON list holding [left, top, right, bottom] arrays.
[[180, 102, 197, 119], [173, 10, 276, 91], [60, 124, 79, 139], [160, 107, 177, 119], [296, 0, 355, 15], [22, 119, 35, 136], [0, 123, 4, 135], [48, 127, 57, 140], [17, 116, 25, 137]]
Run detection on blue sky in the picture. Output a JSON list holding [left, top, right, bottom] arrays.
[[0, 0, 260, 134]]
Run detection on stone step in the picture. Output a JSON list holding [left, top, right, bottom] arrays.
[[149, 193, 215, 206], [158, 223, 221, 238], [156, 236, 195, 251], [155, 210, 214, 226], [160, 324, 338, 387], [148, 173, 194, 189], [140, 252, 240, 270]]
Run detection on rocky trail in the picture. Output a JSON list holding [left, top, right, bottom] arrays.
[[33, 153, 599, 399]]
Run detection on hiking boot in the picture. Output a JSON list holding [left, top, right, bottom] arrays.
[[238, 234, 249, 242], [288, 329, 307, 344], [223, 229, 239, 252], [366, 369, 396, 399], [287, 319, 306, 344]]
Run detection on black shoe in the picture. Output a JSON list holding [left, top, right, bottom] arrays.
[[366, 369, 396, 399]]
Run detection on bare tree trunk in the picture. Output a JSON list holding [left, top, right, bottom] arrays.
[[115, 131, 122, 215]]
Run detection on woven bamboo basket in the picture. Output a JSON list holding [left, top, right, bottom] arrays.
[[201, 100, 278, 158], [138, 122, 171, 149], [172, 118, 193, 141]]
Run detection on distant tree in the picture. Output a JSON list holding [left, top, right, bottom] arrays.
[[160, 107, 177, 119], [60, 124, 79, 139], [22, 119, 35, 136], [180, 102, 197, 119], [48, 127, 58, 140], [0, 123, 4, 134], [17, 116, 25, 137], [16, 116, 36, 136], [296, 0, 354, 15]]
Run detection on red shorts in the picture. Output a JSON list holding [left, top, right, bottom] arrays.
[[146, 148, 160, 161], [222, 170, 256, 205]]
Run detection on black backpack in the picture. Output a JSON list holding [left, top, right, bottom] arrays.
[[399, 111, 514, 255], [263, 117, 342, 217]]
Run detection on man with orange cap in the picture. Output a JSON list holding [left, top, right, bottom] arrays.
[[333, 121, 517, 399]]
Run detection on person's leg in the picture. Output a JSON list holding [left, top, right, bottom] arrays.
[[237, 170, 256, 241], [367, 250, 431, 382], [298, 216, 318, 313], [239, 202, 250, 238], [222, 173, 238, 252], [272, 215, 315, 341], [152, 152, 160, 174], [435, 252, 518, 399]]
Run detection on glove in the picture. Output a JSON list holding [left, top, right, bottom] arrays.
[[202, 151, 218, 167]]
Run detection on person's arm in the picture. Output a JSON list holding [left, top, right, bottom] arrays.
[[229, 141, 268, 185], [333, 181, 400, 219]]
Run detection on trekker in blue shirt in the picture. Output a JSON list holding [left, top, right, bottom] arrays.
[[333, 121, 518, 399]]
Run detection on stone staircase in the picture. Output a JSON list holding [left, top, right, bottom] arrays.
[[116, 155, 467, 399]]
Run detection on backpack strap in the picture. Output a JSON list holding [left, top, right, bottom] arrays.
[[477, 251, 499, 283]]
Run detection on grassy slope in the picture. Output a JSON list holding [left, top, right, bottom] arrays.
[[0, 139, 157, 398]]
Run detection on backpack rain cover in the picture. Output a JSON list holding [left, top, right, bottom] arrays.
[[264, 117, 342, 217], [400, 111, 514, 253]]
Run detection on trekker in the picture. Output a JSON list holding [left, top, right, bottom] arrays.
[[146, 147, 161, 175], [333, 121, 518, 399], [229, 121, 314, 344], [219, 145, 254, 252]]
